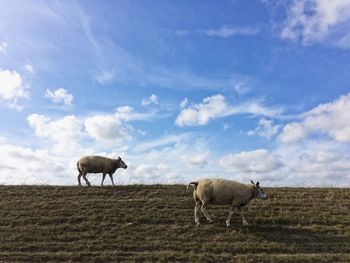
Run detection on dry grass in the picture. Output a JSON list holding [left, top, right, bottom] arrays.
[[0, 185, 349, 262]]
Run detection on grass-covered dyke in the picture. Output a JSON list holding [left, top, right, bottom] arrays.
[[0, 185, 349, 262]]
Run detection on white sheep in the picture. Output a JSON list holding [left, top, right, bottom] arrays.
[[77, 156, 127, 186], [188, 179, 268, 227]]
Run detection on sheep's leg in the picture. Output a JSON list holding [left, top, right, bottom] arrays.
[[109, 174, 115, 186], [237, 207, 248, 225], [101, 173, 106, 186], [77, 174, 82, 186], [82, 173, 91, 187], [201, 203, 213, 223], [226, 207, 236, 227], [194, 201, 201, 226]]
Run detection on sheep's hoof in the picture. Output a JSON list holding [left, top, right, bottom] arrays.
[[226, 222, 230, 227], [243, 222, 248, 226]]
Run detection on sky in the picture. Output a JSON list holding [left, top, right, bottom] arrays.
[[1, 0, 350, 186]]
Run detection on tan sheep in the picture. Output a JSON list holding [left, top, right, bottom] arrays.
[[77, 156, 127, 186], [188, 178, 268, 227]]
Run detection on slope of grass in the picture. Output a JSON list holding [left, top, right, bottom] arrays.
[[0, 185, 349, 262]]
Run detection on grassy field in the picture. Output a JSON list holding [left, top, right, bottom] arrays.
[[0, 185, 349, 262]]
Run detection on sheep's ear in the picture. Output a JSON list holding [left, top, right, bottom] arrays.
[[118, 156, 121, 160], [256, 182, 260, 187], [251, 180, 255, 185]]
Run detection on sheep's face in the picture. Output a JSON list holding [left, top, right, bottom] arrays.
[[256, 187, 268, 200], [251, 180, 268, 200], [117, 157, 128, 169]]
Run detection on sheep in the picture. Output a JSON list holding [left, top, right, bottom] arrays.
[[188, 179, 268, 227], [77, 156, 127, 186]]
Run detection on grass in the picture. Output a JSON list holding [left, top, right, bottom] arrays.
[[0, 185, 349, 262]]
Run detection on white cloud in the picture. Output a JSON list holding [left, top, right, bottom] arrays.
[[84, 106, 156, 141], [141, 94, 159, 106], [24, 63, 35, 74], [0, 69, 29, 101], [45, 88, 73, 106], [126, 137, 213, 184], [176, 94, 229, 126], [279, 93, 350, 143], [175, 94, 283, 127], [0, 42, 7, 54], [27, 114, 83, 156], [281, 0, 350, 46], [220, 149, 284, 174], [248, 118, 281, 139], [85, 114, 131, 141], [278, 122, 307, 143], [133, 163, 179, 184], [234, 82, 250, 95], [94, 70, 114, 85], [204, 25, 259, 38], [171, 26, 259, 38], [115, 105, 156, 121], [180, 97, 189, 109], [133, 134, 188, 152], [182, 151, 209, 167], [0, 142, 66, 185], [275, 140, 350, 186]]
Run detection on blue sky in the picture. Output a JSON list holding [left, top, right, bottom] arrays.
[[1, 0, 350, 186]]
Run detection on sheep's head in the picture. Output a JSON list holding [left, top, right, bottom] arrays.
[[117, 156, 128, 169], [251, 180, 268, 200]]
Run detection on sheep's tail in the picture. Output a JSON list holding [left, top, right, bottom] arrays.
[[187, 182, 198, 190], [77, 161, 82, 174]]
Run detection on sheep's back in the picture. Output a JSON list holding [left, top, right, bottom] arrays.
[[197, 179, 251, 205], [78, 156, 115, 173]]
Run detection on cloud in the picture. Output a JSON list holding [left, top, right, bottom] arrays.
[[141, 94, 159, 106], [281, 0, 350, 46], [182, 151, 209, 167], [279, 92, 350, 143], [0, 69, 29, 101], [170, 25, 259, 38], [0, 142, 66, 185], [133, 163, 178, 184], [133, 134, 188, 152], [94, 70, 114, 85], [115, 106, 156, 121], [45, 88, 73, 106], [84, 106, 157, 141], [0, 69, 29, 110], [278, 122, 308, 143], [24, 63, 35, 74], [219, 149, 284, 174], [175, 94, 283, 127], [125, 136, 212, 184], [27, 114, 83, 156], [0, 42, 7, 54], [204, 25, 259, 38], [85, 114, 131, 141], [180, 97, 189, 109], [176, 94, 229, 126], [247, 118, 281, 139], [274, 140, 350, 186]]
